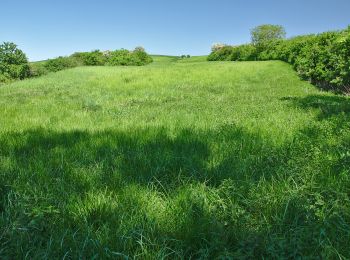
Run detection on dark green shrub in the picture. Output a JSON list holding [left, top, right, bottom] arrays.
[[208, 44, 257, 62], [257, 27, 350, 92], [44, 56, 79, 72], [72, 50, 106, 66], [256, 40, 283, 60], [294, 30, 350, 91], [107, 48, 152, 66], [107, 49, 133, 66], [180, 55, 191, 59], [275, 35, 315, 64], [207, 46, 234, 61], [29, 63, 49, 77], [0, 73, 11, 84], [0, 42, 30, 82], [132, 48, 153, 65], [231, 44, 257, 61]]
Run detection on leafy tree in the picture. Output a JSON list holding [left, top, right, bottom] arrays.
[[134, 46, 145, 52], [251, 24, 286, 50], [211, 43, 226, 52], [133, 47, 153, 65], [0, 42, 30, 82]]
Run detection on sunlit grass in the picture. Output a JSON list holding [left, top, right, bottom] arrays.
[[0, 58, 349, 258]]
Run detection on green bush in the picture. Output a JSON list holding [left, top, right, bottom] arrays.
[[294, 30, 350, 91], [231, 44, 257, 61], [207, 45, 257, 62], [207, 46, 234, 61], [0, 42, 30, 83], [132, 48, 153, 65], [107, 49, 133, 66], [44, 56, 79, 72], [261, 29, 350, 92], [29, 63, 49, 77], [0, 73, 12, 84], [180, 55, 191, 59], [2, 45, 153, 83], [107, 48, 153, 66], [72, 50, 106, 66], [273, 35, 315, 64]]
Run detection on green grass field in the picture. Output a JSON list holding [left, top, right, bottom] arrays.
[[0, 58, 349, 258]]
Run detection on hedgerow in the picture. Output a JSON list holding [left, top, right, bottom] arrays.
[[41, 48, 153, 74], [208, 26, 350, 92], [0, 44, 153, 84], [6, 48, 153, 81], [44, 56, 80, 72]]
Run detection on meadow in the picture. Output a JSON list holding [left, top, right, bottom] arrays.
[[0, 57, 350, 258]]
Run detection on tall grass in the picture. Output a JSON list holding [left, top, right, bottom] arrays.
[[0, 59, 349, 258]]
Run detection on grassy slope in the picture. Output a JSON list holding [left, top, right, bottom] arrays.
[[0, 58, 349, 258]]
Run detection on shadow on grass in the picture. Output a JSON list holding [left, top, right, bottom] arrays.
[[281, 94, 350, 120], [0, 126, 290, 190], [0, 115, 349, 258], [282, 93, 350, 179]]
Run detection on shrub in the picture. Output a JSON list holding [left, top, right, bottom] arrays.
[[0, 42, 30, 82], [258, 27, 350, 92], [0, 73, 11, 84], [107, 49, 133, 66], [208, 45, 257, 62], [72, 50, 106, 66], [2, 45, 153, 82], [132, 47, 153, 65], [294, 30, 350, 92], [44, 56, 79, 72], [211, 43, 227, 52], [134, 46, 145, 52], [207, 46, 234, 61], [29, 63, 49, 77], [180, 55, 191, 59], [107, 48, 152, 66], [231, 44, 257, 61]]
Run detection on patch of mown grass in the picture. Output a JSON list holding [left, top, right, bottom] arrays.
[[0, 60, 349, 258]]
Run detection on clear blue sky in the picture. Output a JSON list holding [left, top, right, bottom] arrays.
[[1, 0, 349, 61]]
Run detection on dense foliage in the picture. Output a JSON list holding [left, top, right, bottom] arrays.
[[72, 50, 107, 66], [107, 48, 153, 66], [0, 42, 30, 83], [208, 26, 350, 92], [38, 48, 153, 74], [1, 45, 153, 84], [251, 24, 286, 52], [44, 56, 80, 72], [208, 44, 257, 61]]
